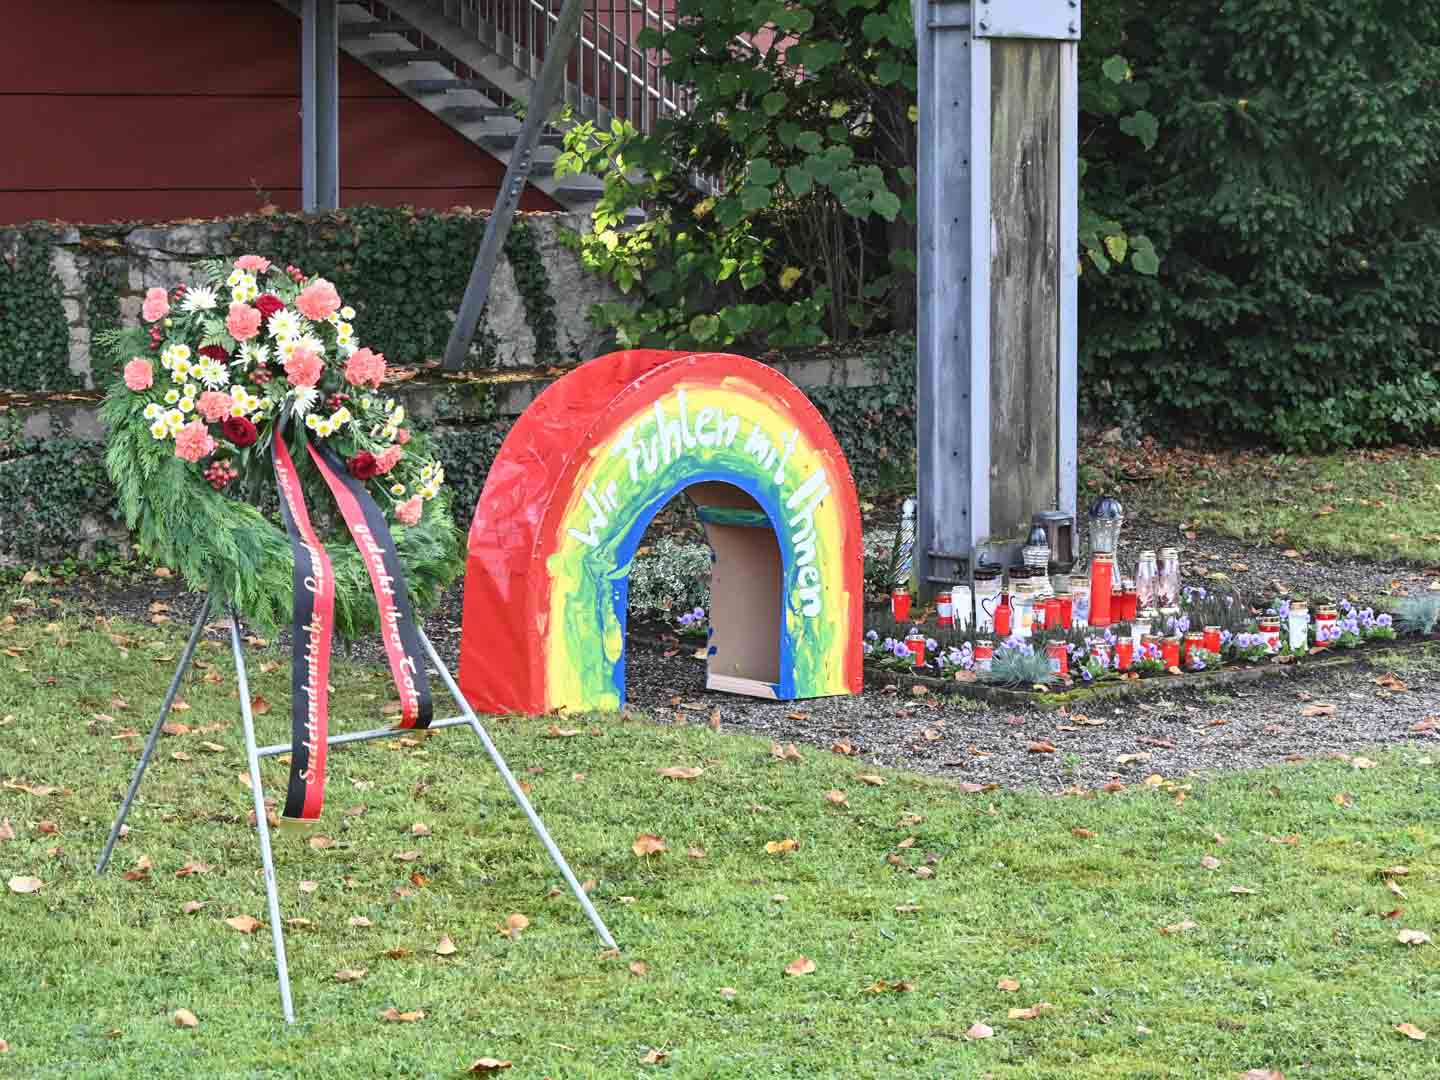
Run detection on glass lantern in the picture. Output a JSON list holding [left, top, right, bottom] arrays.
[[1031, 510, 1075, 570], [1087, 495, 1124, 555], [1022, 523, 1050, 572]]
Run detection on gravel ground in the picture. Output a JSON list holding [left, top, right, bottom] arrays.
[[34, 513, 1440, 794]]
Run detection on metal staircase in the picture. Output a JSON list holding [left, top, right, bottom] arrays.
[[275, 0, 695, 213]]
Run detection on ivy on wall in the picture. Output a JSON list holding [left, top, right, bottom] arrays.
[[0, 230, 78, 390], [0, 417, 119, 563], [225, 207, 559, 367], [82, 247, 125, 387]]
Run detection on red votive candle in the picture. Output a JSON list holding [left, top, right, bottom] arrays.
[[1203, 625, 1222, 654], [1089, 554, 1114, 628], [891, 588, 911, 623], [1043, 597, 1061, 631], [1058, 595, 1073, 629], [1161, 636, 1181, 668], [905, 631, 926, 667], [995, 594, 1011, 638], [1115, 639, 1134, 671]]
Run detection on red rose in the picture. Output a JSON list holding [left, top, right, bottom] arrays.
[[198, 344, 229, 362], [221, 416, 258, 447], [255, 293, 285, 321], [348, 451, 379, 480]]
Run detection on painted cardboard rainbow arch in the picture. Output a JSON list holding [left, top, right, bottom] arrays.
[[458, 349, 864, 715]]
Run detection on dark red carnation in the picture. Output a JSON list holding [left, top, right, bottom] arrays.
[[198, 344, 229, 361], [221, 416, 258, 447], [348, 451, 379, 481], [254, 293, 285, 321]]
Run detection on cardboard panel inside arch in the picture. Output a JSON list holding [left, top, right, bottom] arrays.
[[458, 349, 865, 715]]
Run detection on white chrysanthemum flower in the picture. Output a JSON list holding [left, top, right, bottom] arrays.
[[420, 483, 439, 501], [289, 386, 320, 417], [334, 407, 351, 424], [149, 420, 169, 440], [184, 382, 199, 397], [316, 419, 335, 438], [390, 483, 406, 497], [236, 342, 270, 368], [227, 269, 256, 293], [194, 359, 228, 389], [180, 285, 218, 313], [295, 333, 326, 357], [381, 424, 398, 441], [233, 281, 259, 304], [164, 389, 180, 405], [337, 342, 358, 359], [143, 402, 164, 420], [340, 305, 356, 320], [178, 397, 195, 414], [268, 310, 301, 340], [305, 414, 321, 430], [164, 408, 185, 431], [420, 464, 435, 480]]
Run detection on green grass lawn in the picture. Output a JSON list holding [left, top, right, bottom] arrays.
[[1083, 444, 1440, 564], [2, 611, 1438, 1078]]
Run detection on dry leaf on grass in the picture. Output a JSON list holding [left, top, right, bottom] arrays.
[[964, 1022, 994, 1040], [824, 789, 848, 806], [640, 1049, 669, 1065], [1201, 855, 1221, 871], [226, 915, 262, 934], [1351, 757, 1379, 769], [1008, 1002, 1055, 1021], [467, 1058, 513, 1072], [764, 838, 799, 855], [7, 876, 42, 894], [1240, 1071, 1284, 1080], [181, 900, 208, 914], [784, 956, 816, 976], [1071, 828, 1097, 839], [1229, 886, 1257, 896], [334, 969, 367, 983], [1300, 703, 1337, 717], [1395, 1022, 1427, 1040], [657, 766, 704, 780], [432, 935, 458, 956], [1159, 919, 1197, 936], [996, 977, 1020, 991], [410, 823, 431, 836], [856, 774, 886, 786], [172, 1008, 199, 1029], [1375, 673, 1409, 692], [632, 834, 666, 857], [378, 1008, 426, 1023], [1397, 929, 1432, 946], [348, 916, 372, 928]]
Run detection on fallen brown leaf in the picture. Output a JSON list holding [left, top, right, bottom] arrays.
[[632, 833, 666, 857], [784, 956, 817, 976], [964, 1022, 994, 1040], [1159, 919, 1197, 936], [1201, 855, 1221, 871], [1008, 1002, 1055, 1021], [226, 915, 262, 934], [1395, 1022, 1427, 1041], [334, 968, 367, 983], [856, 774, 886, 786], [181, 900, 208, 914], [467, 1058, 514, 1072], [173, 1008, 199, 1029], [7, 876, 42, 894], [640, 1049, 669, 1065], [378, 1008, 426, 1023], [1028, 741, 1057, 754], [1397, 929, 1432, 946], [996, 977, 1020, 991], [657, 766, 704, 780], [435, 935, 458, 956], [765, 837, 799, 855], [1300, 703, 1337, 717]]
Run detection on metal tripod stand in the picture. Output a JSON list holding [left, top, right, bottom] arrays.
[[95, 595, 616, 1023]]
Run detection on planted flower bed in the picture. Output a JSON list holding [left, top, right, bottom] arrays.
[[862, 588, 1427, 708]]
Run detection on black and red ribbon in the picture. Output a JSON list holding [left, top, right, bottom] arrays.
[[272, 432, 335, 821], [270, 432, 433, 823]]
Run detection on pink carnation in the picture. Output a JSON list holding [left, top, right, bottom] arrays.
[[375, 446, 403, 474], [197, 391, 234, 423], [395, 427, 411, 445], [142, 287, 170, 323], [234, 254, 271, 273], [285, 346, 324, 387], [174, 420, 217, 463], [344, 347, 386, 388], [395, 497, 423, 526], [123, 358, 153, 391], [226, 302, 263, 341], [295, 277, 342, 321]]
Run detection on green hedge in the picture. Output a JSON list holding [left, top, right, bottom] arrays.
[[1079, 0, 1440, 449]]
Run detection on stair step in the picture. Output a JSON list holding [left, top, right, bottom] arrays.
[[339, 20, 418, 38], [441, 104, 515, 121], [408, 78, 497, 94], [367, 49, 454, 65], [480, 131, 566, 150]]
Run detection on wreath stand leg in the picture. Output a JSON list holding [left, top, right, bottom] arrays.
[[97, 597, 617, 1025]]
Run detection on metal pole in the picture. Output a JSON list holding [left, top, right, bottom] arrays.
[[301, 0, 318, 212], [229, 614, 297, 1025], [416, 627, 617, 950], [316, 0, 341, 209], [1056, 38, 1080, 522], [440, 0, 588, 369], [96, 595, 213, 874]]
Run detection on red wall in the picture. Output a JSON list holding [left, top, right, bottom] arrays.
[[0, 0, 560, 226]]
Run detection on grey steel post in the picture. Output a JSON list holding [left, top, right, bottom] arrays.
[[96, 595, 213, 875], [1057, 37, 1080, 522], [229, 614, 297, 1025], [301, 0, 340, 212], [441, 0, 588, 369], [416, 627, 618, 950]]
